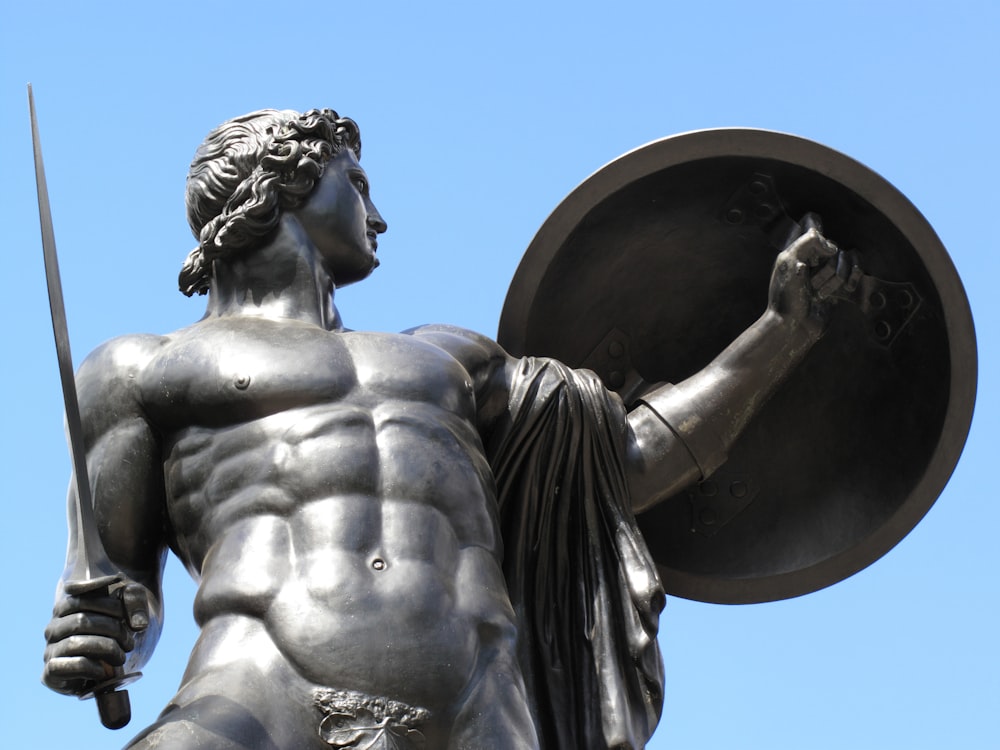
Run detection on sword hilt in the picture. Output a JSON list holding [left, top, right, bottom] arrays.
[[65, 574, 145, 729], [81, 670, 143, 729]]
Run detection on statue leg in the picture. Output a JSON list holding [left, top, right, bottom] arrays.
[[123, 697, 287, 750], [445, 635, 539, 749], [122, 668, 322, 750], [124, 616, 322, 750]]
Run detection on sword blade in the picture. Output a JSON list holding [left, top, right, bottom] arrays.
[[28, 84, 106, 577], [30, 85, 133, 729]]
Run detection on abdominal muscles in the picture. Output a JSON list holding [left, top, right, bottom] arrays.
[[192, 496, 513, 712], [268, 551, 482, 708], [172, 400, 514, 710]]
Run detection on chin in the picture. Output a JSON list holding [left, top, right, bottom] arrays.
[[334, 257, 379, 288]]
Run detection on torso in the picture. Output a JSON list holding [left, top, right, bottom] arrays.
[[139, 316, 515, 714]]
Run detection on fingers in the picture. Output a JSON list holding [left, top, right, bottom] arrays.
[[43, 628, 129, 696], [45, 611, 135, 651], [122, 583, 150, 632], [42, 585, 149, 696], [790, 228, 838, 266], [768, 214, 867, 336], [810, 256, 840, 298], [811, 250, 863, 300], [45, 633, 128, 668], [53, 592, 122, 618], [43, 655, 119, 695], [54, 583, 149, 631], [44, 610, 133, 693]]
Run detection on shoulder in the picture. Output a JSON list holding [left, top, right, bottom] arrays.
[[405, 325, 514, 425], [404, 324, 509, 367], [76, 334, 170, 436], [77, 333, 170, 377]]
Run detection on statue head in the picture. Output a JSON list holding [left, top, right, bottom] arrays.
[[179, 108, 362, 296]]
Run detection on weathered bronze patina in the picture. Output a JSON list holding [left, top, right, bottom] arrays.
[[37, 107, 974, 749]]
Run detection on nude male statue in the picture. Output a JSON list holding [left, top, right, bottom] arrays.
[[42, 108, 854, 749]]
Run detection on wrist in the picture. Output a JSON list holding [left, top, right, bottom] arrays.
[[760, 308, 825, 353]]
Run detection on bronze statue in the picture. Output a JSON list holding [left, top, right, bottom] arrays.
[[39, 108, 973, 749]]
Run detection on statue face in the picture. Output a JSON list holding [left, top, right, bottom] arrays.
[[293, 149, 386, 286]]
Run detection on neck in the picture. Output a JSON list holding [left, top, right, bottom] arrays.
[[203, 215, 343, 330]]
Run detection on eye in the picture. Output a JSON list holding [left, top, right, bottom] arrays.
[[352, 175, 368, 194]]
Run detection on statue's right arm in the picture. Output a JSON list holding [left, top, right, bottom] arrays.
[[42, 335, 169, 697]]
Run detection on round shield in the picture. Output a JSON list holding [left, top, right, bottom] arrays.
[[498, 129, 976, 604]]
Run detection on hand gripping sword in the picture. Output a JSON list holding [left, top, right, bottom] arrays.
[[29, 85, 142, 730]]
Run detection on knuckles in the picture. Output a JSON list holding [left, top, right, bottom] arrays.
[[42, 656, 108, 695], [45, 610, 135, 649], [42, 597, 137, 694]]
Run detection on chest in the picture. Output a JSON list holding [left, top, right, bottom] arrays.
[[141, 321, 476, 428]]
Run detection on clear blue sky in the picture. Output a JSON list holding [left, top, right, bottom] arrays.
[[2, 2, 996, 747]]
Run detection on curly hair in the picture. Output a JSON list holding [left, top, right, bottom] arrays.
[[179, 108, 362, 296]]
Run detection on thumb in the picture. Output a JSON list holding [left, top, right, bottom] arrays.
[[121, 583, 150, 632]]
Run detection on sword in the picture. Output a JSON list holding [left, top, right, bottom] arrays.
[[29, 84, 141, 730]]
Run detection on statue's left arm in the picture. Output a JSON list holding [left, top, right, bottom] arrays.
[[626, 221, 857, 513]]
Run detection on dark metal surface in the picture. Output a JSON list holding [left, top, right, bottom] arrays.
[[40, 107, 975, 748], [499, 128, 977, 604], [29, 86, 139, 728], [45, 109, 634, 749]]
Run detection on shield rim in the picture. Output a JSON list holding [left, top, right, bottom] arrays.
[[498, 128, 977, 603]]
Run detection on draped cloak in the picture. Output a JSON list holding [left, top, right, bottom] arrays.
[[485, 357, 666, 750]]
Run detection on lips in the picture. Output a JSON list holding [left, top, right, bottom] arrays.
[[367, 231, 378, 252]]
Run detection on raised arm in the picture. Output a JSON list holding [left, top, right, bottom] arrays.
[[43, 335, 169, 698], [626, 220, 858, 513]]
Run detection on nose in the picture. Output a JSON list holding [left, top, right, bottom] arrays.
[[366, 201, 387, 234]]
